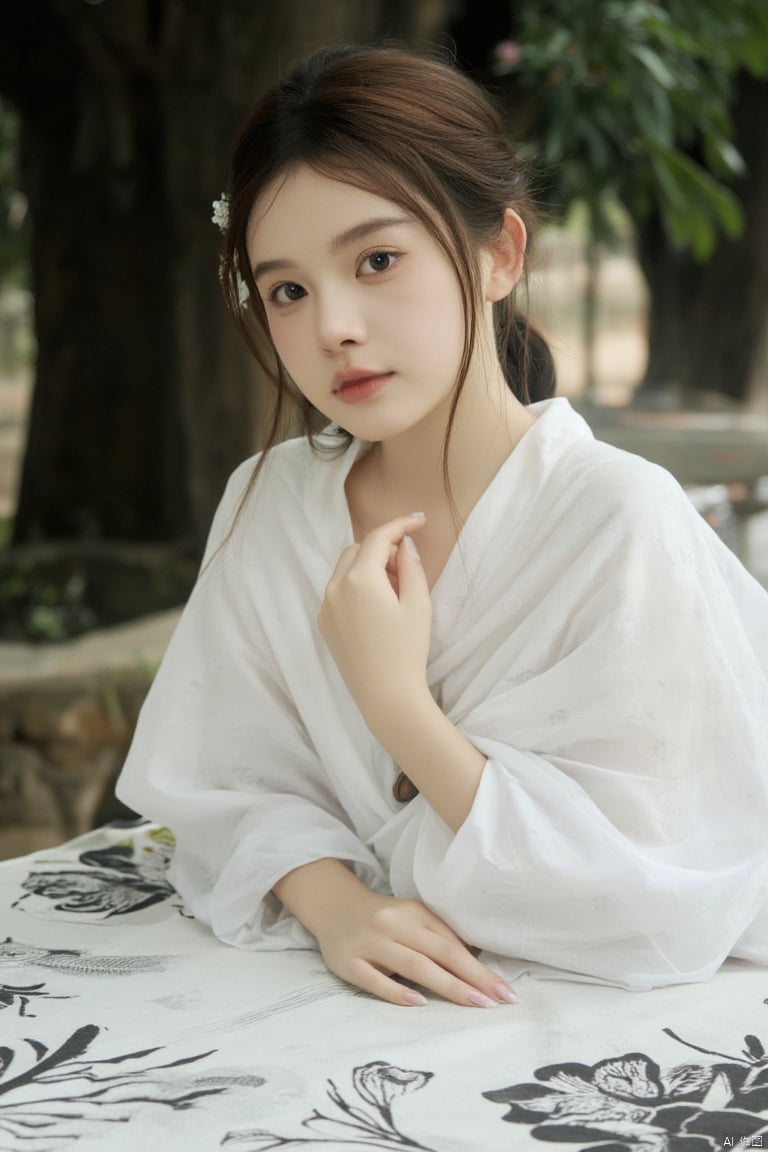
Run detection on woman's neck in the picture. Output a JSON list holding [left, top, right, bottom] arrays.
[[367, 360, 534, 523]]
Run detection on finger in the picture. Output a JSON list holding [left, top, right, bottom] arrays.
[[420, 929, 519, 1004], [415, 903, 466, 943], [396, 536, 430, 603], [386, 543, 400, 594], [401, 909, 519, 1004], [355, 513, 426, 570], [391, 942, 518, 1008], [385, 543, 399, 573], [329, 544, 360, 582], [348, 958, 429, 1007]]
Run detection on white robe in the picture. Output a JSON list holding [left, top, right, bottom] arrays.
[[116, 398, 768, 989]]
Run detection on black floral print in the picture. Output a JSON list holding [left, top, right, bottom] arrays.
[[11, 826, 182, 919], [0, 1022, 237, 1150], [221, 1059, 436, 1150], [0, 982, 71, 1018], [483, 1017, 768, 1150], [0, 936, 168, 975]]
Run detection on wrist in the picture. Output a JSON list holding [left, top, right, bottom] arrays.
[[364, 684, 438, 749], [273, 857, 375, 940], [371, 696, 487, 832]]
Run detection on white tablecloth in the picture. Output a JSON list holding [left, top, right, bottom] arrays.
[[1, 820, 767, 1150]]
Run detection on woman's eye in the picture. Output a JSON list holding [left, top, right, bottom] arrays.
[[359, 251, 398, 275], [270, 282, 305, 304]]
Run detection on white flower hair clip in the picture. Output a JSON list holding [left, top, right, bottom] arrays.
[[211, 193, 250, 309], [211, 195, 230, 232]]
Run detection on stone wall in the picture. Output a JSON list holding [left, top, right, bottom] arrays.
[[0, 611, 179, 859]]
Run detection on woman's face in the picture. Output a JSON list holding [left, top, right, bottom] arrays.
[[245, 166, 469, 442]]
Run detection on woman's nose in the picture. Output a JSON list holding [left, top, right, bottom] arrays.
[[316, 286, 367, 351]]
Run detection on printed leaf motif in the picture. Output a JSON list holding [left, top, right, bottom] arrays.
[[744, 1034, 766, 1061], [23, 1038, 48, 1062], [222, 1131, 291, 1150], [0, 980, 70, 1019], [0, 1023, 231, 1146], [0, 936, 167, 977]]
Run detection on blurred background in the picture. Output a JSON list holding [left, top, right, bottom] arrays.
[[0, 0, 767, 857]]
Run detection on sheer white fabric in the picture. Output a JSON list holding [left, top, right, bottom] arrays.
[[117, 399, 768, 989]]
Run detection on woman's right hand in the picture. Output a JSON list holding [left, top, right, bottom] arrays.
[[314, 889, 519, 1008]]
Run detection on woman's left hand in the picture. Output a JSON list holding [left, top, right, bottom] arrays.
[[318, 514, 432, 733]]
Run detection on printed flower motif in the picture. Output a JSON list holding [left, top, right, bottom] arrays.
[[353, 1059, 432, 1118], [483, 1022, 768, 1152], [484, 1053, 666, 1130], [223, 1060, 436, 1150]]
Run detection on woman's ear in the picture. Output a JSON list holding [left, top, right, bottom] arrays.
[[483, 208, 526, 303]]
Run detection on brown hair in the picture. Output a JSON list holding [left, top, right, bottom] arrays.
[[218, 44, 555, 514]]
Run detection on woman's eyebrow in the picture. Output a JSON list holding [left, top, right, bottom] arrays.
[[251, 216, 412, 281], [329, 215, 412, 254]]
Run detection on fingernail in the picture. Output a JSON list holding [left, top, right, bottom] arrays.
[[402, 990, 428, 1006], [492, 982, 520, 1004], [403, 535, 420, 558], [466, 990, 499, 1009], [407, 511, 426, 518]]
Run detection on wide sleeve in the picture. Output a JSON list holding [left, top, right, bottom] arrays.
[[116, 461, 386, 949], [388, 463, 768, 989]]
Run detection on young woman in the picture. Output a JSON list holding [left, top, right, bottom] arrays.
[[117, 45, 768, 1008]]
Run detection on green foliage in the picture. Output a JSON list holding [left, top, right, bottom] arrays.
[[0, 565, 97, 643], [495, 0, 768, 259]]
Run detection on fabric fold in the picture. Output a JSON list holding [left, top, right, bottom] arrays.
[[117, 398, 768, 988]]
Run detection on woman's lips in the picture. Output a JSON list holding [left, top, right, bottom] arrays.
[[333, 372, 393, 403]]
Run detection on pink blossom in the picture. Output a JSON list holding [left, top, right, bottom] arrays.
[[494, 40, 522, 66]]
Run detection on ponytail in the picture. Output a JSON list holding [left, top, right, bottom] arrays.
[[497, 308, 557, 405]]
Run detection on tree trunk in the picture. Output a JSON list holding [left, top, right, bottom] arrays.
[[636, 72, 768, 408], [3, 2, 263, 549], [0, 0, 412, 554], [14, 19, 189, 544]]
